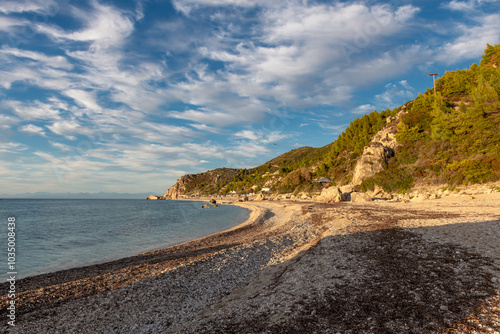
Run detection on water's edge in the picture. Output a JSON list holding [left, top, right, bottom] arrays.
[[0, 199, 251, 280]]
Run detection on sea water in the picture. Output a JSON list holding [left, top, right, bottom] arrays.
[[0, 199, 250, 280]]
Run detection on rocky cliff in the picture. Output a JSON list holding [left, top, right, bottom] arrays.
[[164, 175, 188, 199], [164, 168, 241, 199], [351, 106, 406, 186]]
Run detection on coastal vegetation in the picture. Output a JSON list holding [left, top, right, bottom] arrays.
[[166, 42, 500, 197]]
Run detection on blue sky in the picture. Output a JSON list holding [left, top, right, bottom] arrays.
[[1, 0, 500, 195]]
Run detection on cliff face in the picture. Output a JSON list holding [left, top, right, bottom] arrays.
[[164, 175, 190, 199], [351, 106, 406, 186]]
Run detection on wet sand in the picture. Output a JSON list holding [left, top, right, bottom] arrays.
[[1, 194, 500, 333]]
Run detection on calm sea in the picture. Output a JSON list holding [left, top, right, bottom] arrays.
[[0, 199, 250, 280]]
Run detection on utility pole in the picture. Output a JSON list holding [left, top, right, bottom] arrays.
[[428, 73, 438, 96]]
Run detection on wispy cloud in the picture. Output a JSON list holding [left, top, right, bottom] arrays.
[[19, 124, 47, 137], [0, 0, 58, 14], [436, 13, 500, 63], [1, 0, 500, 193]]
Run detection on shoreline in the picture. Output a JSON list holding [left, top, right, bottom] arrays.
[[0, 200, 263, 307], [2, 195, 500, 332], [0, 198, 251, 282]]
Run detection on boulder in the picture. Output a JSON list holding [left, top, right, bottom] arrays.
[[316, 187, 342, 203], [209, 199, 217, 205], [350, 192, 372, 202], [339, 185, 355, 194], [201, 204, 210, 208], [255, 193, 266, 201], [369, 185, 385, 198], [146, 195, 158, 200], [243, 196, 249, 202], [410, 194, 430, 202]]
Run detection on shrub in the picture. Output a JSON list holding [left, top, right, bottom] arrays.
[[444, 158, 495, 184]]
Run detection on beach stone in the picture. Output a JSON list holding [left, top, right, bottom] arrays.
[[340, 185, 355, 194], [202, 204, 211, 208], [316, 187, 342, 203], [350, 192, 372, 202], [410, 194, 430, 202], [255, 193, 266, 201], [209, 199, 217, 205], [369, 185, 386, 198]]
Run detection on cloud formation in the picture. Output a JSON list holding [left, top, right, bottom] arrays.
[[1, 0, 500, 194]]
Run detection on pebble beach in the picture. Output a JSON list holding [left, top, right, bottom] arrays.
[[1, 192, 500, 333]]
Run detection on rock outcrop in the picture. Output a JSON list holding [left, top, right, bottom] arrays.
[[164, 168, 241, 199], [164, 175, 192, 199], [254, 193, 266, 201], [146, 195, 158, 200], [316, 187, 342, 203], [352, 107, 407, 186]]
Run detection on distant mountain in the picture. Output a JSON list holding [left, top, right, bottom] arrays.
[[164, 41, 500, 198], [0, 192, 153, 199]]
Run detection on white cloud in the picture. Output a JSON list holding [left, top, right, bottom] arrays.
[[0, 114, 20, 131], [436, 13, 500, 64], [0, 0, 58, 14], [189, 123, 225, 134], [444, 0, 497, 12], [0, 47, 73, 70], [191, 2, 421, 111], [49, 141, 72, 153], [172, 0, 267, 15], [352, 104, 377, 115], [375, 81, 415, 108], [46, 120, 81, 140], [3, 99, 62, 120], [19, 124, 47, 137], [168, 107, 264, 127], [446, 0, 477, 11], [64, 89, 102, 112], [37, 1, 134, 48], [233, 129, 290, 144], [0, 142, 28, 152], [317, 123, 348, 134], [0, 16, 26, 32]]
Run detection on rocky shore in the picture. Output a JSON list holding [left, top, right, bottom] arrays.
[[1, 193, 500, 333]]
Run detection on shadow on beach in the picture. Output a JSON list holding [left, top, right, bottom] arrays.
[[194, 221, 499, 333]]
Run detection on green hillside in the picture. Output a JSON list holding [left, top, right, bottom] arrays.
[[167, 41, 500, 197], [361, 42, 500, 193]]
